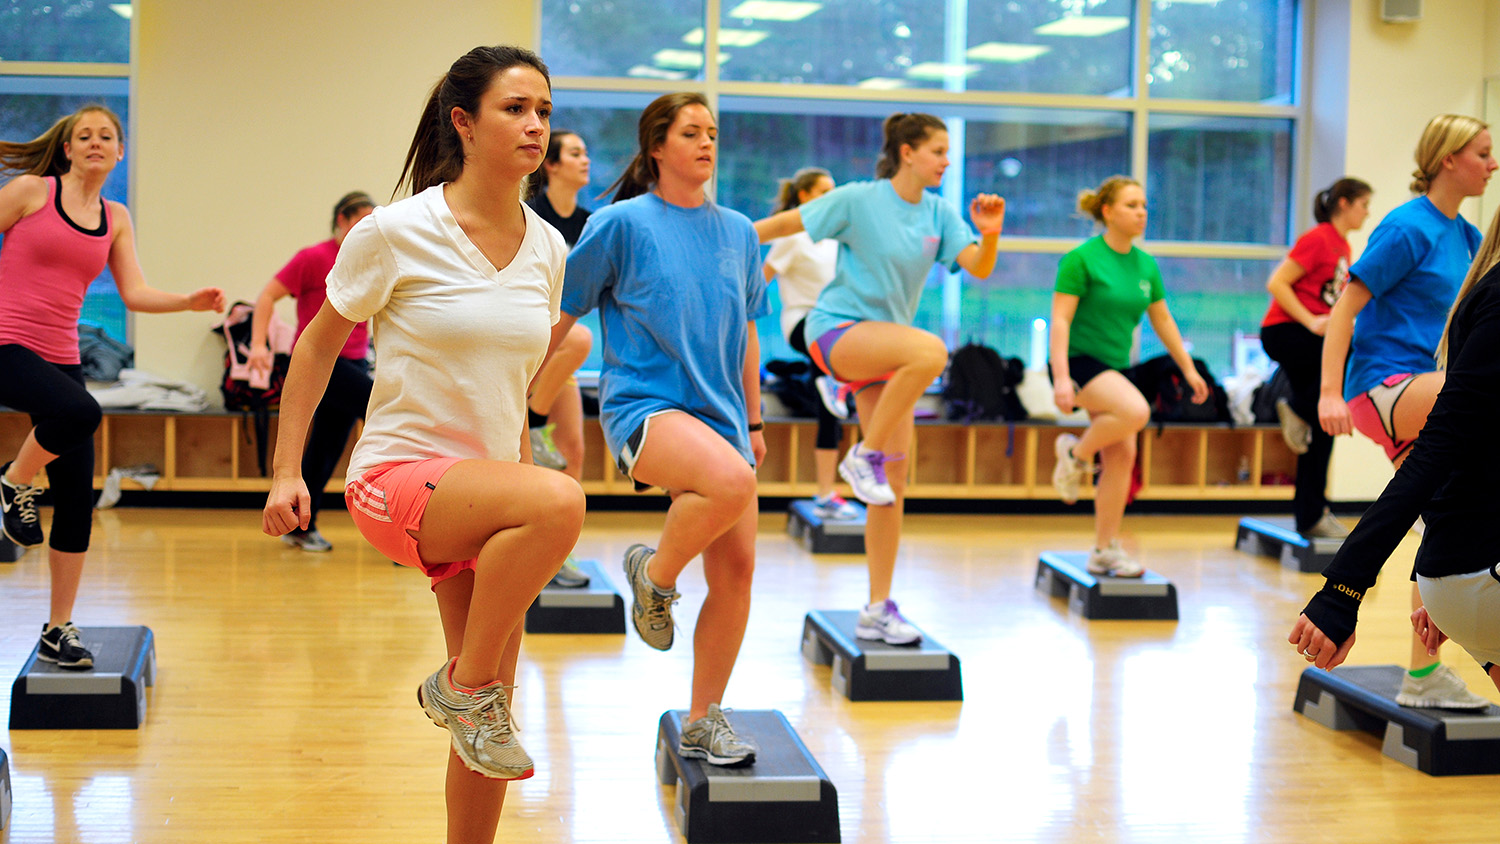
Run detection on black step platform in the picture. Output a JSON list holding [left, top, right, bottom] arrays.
[[1293, 664, 1500, 776], [1, 747, 10, 833], [1035, 552, 1178, 621], [800, 610, 962, 701], [524, 558, 626, 634], [9, 625, 156, 729], [1235, 516, 1340, 573], [655, 709, 840, 843], [786, 499, 865, 554], [0, 536, 24, 562]]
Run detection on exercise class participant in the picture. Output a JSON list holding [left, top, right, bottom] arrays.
[[556, 92, 766, 766], [1317, 113, 1496, 709], [1050, 175, 1208, 576], [754, 112, 1005, 645], [248, 190, 376, 553], [1259, 177, 1372, 538], [262, 46, 584, 844], [0, 104, 224, 669]]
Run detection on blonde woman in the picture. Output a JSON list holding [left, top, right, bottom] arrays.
[[1317, 114, 1496, 709], [1050, 176, 1207, 576]]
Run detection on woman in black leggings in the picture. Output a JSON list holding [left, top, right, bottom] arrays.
[[0, 105, 223, 669]]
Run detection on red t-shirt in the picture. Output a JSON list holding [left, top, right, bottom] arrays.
[[276, 239, 369, 359], [1262, 223, 1351, 328]]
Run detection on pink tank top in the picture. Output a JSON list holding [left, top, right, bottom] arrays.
[[0, 176, 114, 365]]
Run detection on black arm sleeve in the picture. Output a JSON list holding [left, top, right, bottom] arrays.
[[1304, 278, 1500, 642]]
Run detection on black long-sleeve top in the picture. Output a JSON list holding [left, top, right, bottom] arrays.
[[1303, 261, 1500, 645]]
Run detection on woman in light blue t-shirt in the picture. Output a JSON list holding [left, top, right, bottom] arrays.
[[755, 112, 1005, 647], [1315, 113, 1496, 711], [552, 92, 768, 767]]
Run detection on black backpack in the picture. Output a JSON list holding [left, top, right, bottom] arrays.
[[1125, 354, 1230, 424], [943, 342, 1027, 422]]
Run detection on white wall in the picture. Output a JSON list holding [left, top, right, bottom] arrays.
[[1329, 0, 1493, 500], [131, 0, 538, 388]]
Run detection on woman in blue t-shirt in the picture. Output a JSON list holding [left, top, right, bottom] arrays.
[[754, 112, 1005, 646], [1317, 113, 1496, 710], [552, 92, 767, 767]]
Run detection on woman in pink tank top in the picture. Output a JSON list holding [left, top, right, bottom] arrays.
[[0, 105, 225, 670]]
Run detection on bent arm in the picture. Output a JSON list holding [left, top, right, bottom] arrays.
[[753, 208, 804, 244]]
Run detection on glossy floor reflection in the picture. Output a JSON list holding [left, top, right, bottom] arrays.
[[0, 508, 1495, 843]]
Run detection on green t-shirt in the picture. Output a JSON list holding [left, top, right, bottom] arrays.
[[1054, 235, 1166, 370]]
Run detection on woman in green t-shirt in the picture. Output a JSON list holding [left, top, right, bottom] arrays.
[[1048, 176, 1207, 577]]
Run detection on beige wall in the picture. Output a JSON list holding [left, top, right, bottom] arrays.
[[131, 0, 538, 388], [1329, 0, 1493, 499]]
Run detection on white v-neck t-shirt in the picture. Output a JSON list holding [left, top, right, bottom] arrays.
[[326, 184, 566, 483]]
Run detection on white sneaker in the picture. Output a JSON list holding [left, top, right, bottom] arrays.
[[1396, 664, 1491, 710], [1052, 433, 1087, 505], [1275, 398, 1312, 456], [838, 443, 895, 506], [855, 599, 922, 645], [1086, 540, 1144, 578], [815, 376, 849, 420]]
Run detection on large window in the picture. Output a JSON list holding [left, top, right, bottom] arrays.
[[0, 1, 133, 342], [543, 0, 1302, 377]]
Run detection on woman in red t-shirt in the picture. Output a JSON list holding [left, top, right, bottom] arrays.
[[1259, 177, 1372, 537]]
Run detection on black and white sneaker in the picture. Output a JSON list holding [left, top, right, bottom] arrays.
[[39, 622, 94, 670], [1, 461, 44, 547]]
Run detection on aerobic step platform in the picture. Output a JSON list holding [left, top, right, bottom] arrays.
[[524, 558, 626, 634], [1035, 552, 1178, 621], [10, 625, 156, 729], [656, 709, 840, 844], [1236, 516, 1340, 573], [786, 499, 865, 555], [1294, 664, 1500, 776], [800, 610, 962, 701], [1, 747, 10, 833], [0, 536, 23, 562]]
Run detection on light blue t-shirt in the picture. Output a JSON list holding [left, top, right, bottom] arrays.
[[562, 193, 770, 465], [1344, 196, 1483, 400], [799, 180, 975, 342]]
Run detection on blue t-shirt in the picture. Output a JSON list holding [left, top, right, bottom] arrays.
[[1344, 196, 1483, 399], [799, 180, 975, 342], [562, 193, 770, 465]]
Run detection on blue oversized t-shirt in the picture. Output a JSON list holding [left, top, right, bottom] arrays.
[[1345, 196, 1483, 399], [562, 193, 770, 465], [799, 180, 975, 341]]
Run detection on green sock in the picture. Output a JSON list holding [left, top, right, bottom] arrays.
[[1408, 662, 1440, 679]]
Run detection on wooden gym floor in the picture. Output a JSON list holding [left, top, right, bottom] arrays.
[[0, 507, 1494, 843]]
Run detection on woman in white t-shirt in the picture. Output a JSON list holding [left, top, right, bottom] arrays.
[[262, 45, 584, 843], [762, 167, 858, 519]]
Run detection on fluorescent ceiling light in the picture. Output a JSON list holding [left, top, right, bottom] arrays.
[[682, 27, 769, 47], [628, 65, 689, 80], [653, 49, 731, 70], [856, 77, 908, 90], [1033, 16, 1130, 37], [109, 3, 132, 19], [966, 42, 1051, 63], [905, 62, 980, 81], [726, 1, 821, 22]]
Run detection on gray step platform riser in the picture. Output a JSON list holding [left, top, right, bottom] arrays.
[[9, 626, 156, 730], [524, 558, 627, 634], [1235, 518, 1337, 574], [801, 611, 963, 702], [1035, 554, 1178, 621], [656, 710, 841, 843], [1293, 665, 1500, 776], [786, 503, 866, 555]]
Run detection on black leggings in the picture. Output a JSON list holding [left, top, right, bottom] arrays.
[[789, 318, 842, 451], [303, 356, 372, 527], [1260, 322, 1334, 533], [0, 344, 100, 552]]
